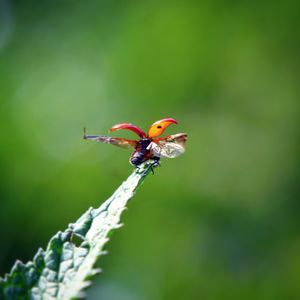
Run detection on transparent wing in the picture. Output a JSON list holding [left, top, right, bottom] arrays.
[[160, 133, 187, 145], [84, 129, 137, 149], [147, 133, 187, 158]]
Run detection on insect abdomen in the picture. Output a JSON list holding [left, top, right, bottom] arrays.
[[130, 152, 144, 166], [130, 139, 151, 166]]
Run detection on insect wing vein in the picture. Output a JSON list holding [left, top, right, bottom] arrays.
[[147, 141, 185, 158]]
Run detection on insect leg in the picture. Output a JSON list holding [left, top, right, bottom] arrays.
[[152, 156, 161, 167], [149, 158, 161, 174]]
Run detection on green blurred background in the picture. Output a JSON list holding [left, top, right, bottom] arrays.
[[0, 0, 299, 299]]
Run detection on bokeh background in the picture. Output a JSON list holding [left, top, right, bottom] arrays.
[[0, 0, 299, 299]]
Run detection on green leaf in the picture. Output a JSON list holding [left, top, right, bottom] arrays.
[[0, 161, 157, 300]]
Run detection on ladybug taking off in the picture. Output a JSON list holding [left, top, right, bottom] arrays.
[[83, 118, 187, 167]]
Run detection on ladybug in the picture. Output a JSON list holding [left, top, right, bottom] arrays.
[[84, 117, 187, 167]]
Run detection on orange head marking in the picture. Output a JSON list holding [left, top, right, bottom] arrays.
[[109, 123, 146, 138], [147, 118, 178, 138]]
